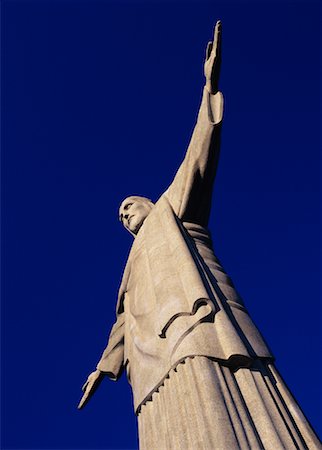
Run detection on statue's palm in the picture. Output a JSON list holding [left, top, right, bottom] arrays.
[[78, 369, 104, 409], [204, 20, 222, 94]]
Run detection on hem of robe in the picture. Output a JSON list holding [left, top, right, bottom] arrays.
[[137, 356, 321, 450], [135, 354, 274, 415]]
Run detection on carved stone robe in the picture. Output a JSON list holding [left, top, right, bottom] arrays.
[[96, 87, 321, 450], [96, 88, 273, 412]]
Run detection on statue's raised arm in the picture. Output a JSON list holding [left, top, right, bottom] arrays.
[[78, 22, 225, 410], [165, 20, 223, 226]]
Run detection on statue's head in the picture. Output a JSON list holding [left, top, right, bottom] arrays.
[[119, 196, 154, 236]]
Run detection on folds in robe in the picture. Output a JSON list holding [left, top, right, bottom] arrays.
[[97, 87, 273, 413]]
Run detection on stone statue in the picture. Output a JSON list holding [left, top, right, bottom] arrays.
[[79, 22, 321, 449]]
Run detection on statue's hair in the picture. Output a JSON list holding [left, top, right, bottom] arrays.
[[120, 195, 153, 207]]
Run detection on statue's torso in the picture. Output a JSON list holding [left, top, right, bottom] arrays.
[[123, 197, 273, 413]]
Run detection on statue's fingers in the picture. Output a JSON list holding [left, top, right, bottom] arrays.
[[206, 41, 213, 61], [213, 20, 222, 55], [78, 391, 89, 409]]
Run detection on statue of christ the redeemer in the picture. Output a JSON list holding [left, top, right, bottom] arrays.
[[79, 21, 321, 449]]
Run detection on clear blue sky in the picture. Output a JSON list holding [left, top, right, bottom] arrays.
[[2, 0, 320, 449]]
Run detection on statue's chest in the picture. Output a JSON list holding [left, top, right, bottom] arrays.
[[127, 243, 157, 317]]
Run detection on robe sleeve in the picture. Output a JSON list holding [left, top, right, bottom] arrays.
[[95, 258, 131, 380], [164, 87, 223, 226], [96, 310, 125, 380]]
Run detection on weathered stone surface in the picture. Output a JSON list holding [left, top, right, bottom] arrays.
[[79, 21, 321, 449]]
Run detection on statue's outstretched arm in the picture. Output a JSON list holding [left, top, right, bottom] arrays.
[[78, 256, 131, 409], [165, 21, 223, 226], [78, 312, 125, 409], [78, 263, 131, 409]]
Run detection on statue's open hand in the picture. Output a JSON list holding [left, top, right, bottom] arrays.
[[78, 369, 104, 410], [204, 20, 222, 94]]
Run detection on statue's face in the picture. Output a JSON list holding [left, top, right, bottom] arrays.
[[119, 196, 154, 235]]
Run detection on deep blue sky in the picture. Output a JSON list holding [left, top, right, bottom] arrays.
[[2, 0, 320, 449]]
